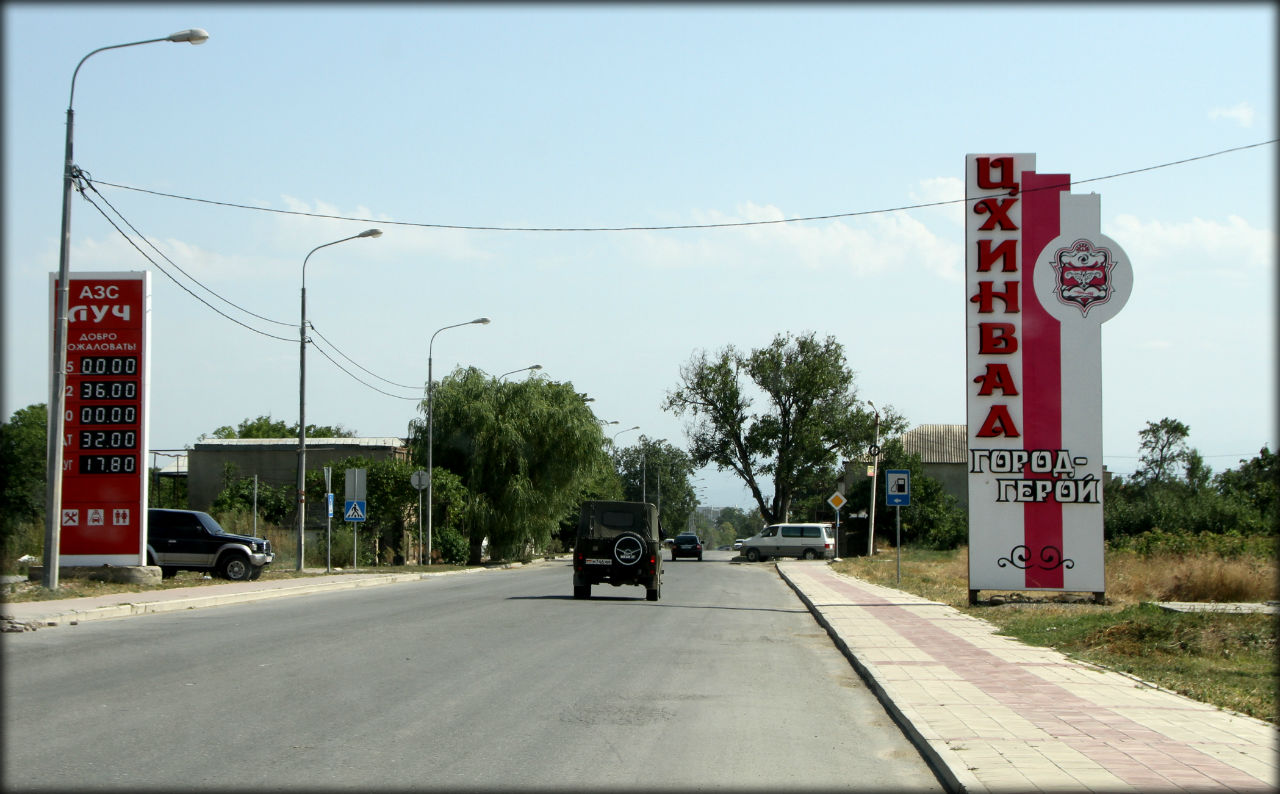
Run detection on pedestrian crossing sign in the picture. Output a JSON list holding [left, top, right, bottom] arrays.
[[344, 500, 366, 522]]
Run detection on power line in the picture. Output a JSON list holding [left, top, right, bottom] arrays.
[[78, 188, 296, 343], [308, 324, 426, 391], [308, 343, 423, 401], [80, 177, 443, 404], [83, 175, 295, 327], [87, 139, 1276, 233]]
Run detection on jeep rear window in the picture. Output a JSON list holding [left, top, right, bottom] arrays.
[[600, 511, 636, 528]]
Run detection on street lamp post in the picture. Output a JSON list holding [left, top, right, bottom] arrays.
[[44, 28, 209, 591], [611, 425, 639, 443], [498, 364, 542, 381], [426, 318, 490, 564], [297, 229, 382, 570]]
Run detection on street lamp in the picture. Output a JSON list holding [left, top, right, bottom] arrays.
[[498, 364, 542, 381], [426, 318, 490, 564], [44, 28, 209, 590], [611, 425, 639, 442], [297, 228, 382, 570]]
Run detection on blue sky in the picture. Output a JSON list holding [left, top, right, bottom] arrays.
[[3, 3, 1275, 509]]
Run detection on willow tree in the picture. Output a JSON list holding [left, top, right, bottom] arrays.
[[665, 331, 895, 525], [409, 367, 613, 564]]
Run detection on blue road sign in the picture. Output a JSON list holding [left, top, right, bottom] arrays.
[[344, 500, 367, 522], [886, 469, 911, 506]]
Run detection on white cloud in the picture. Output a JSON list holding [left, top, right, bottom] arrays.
[[1108, 213, 1274, 282], [1208, 102, 1255, 128], [627, 200, 964, 281]]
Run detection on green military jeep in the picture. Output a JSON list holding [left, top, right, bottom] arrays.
[[572, 500, 662, 601]]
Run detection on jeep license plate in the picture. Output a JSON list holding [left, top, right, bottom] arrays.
[[585, 558, 612, 566]]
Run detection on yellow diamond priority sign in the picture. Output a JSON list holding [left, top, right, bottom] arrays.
[[827, 492, 846, 510]]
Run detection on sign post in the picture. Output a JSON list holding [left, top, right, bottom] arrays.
[[886, 469, 911, 582], [50, 272, 150, 569], [324, 466, 333, 573], [827, 492, 846, 558], [344, 468, 366, 571], [411, 469, 428, 564], [965, 154, 1131, 605]]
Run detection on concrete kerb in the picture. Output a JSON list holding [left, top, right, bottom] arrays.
[[774, 562, 977, 794]]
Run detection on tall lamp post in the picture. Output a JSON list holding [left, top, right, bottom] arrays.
[[498, 364, 542, 381], [44, 28, 209, 591], [297, 229, 382, 570], [426, 318, 490, 564]]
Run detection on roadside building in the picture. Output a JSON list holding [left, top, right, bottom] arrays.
[[186, 437, 409, 523]]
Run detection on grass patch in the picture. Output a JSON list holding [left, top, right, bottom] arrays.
[[833, 543, 1279, 725]]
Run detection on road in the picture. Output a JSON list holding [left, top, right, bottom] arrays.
[[2, 550, 943, 791]]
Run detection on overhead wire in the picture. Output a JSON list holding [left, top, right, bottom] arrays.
[[79, 179, 431, 397], [86, 139, 1276, 232], [307, 324, 426, 391], [83, 173, 294, 327], [71, 138, 1278, 409], [77, 185, 296, 343]]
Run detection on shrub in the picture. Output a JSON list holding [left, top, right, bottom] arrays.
[[433, 526, 469, 566]]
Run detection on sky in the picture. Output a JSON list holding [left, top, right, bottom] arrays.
[[3, 3, 1275, 511]]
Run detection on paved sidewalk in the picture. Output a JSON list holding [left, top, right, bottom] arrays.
[[776, 560, 1279, 793], [0, 566, 490, 629]]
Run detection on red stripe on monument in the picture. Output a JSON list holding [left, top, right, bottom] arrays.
[[1020, 173, 1068, 588]]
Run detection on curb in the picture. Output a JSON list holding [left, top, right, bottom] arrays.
[[775, 563, 974, 794], [3, 566, 493, 629]]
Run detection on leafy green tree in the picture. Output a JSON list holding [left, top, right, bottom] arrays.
[[410, 368, 613, 564], [202, 414, 355, 441], [1104, 424, 1274, 541], [715, 506, 764, 539], [210, 462, 294, 525], [612, 438, 696, 538], [1, 404, 48, 528], [1214, 447, 1277, 527], [1135, 417, 1191, 485], [665, 332, 896, 525]]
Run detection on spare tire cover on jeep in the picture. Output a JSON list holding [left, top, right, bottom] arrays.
[[612, 532, 646, 566]]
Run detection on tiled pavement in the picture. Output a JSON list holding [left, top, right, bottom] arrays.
[[775, 560, 1279, 793]]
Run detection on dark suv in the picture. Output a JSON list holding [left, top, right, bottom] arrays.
[[670, 532, 703, 561], [572, 500, 662, 601], [146, 508, 274, 581]]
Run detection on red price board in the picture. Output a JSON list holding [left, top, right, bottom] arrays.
[[50, 272, 149, 564]]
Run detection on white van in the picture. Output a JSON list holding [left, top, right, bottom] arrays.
[[739, 523, 833, 562]]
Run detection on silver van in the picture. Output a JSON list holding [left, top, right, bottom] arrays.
[[740, 523, 833, 562]]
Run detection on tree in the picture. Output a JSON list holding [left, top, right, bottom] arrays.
[[0, 404, 48, 528], [612, 438, 697, 538], [202, 414, 355, 441], [409, 368, 614, 564], [1214, 447, 1277, 527], [664, 332, 894, 525], [715, 506, 764, 540], [1135, 417, 1191, 485]]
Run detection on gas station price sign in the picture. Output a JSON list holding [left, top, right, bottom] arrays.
[[50, 272, 150, 565]]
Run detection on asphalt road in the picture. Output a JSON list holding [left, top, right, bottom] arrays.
[[2, 550, 943, 791]]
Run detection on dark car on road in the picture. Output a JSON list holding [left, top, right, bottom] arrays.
[[670, 532, 703, 561], [572, 500, 662, 601], [146, 508, 274, 581]]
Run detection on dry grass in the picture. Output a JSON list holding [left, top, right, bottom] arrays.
[[1107, 550, 1278, 603]]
